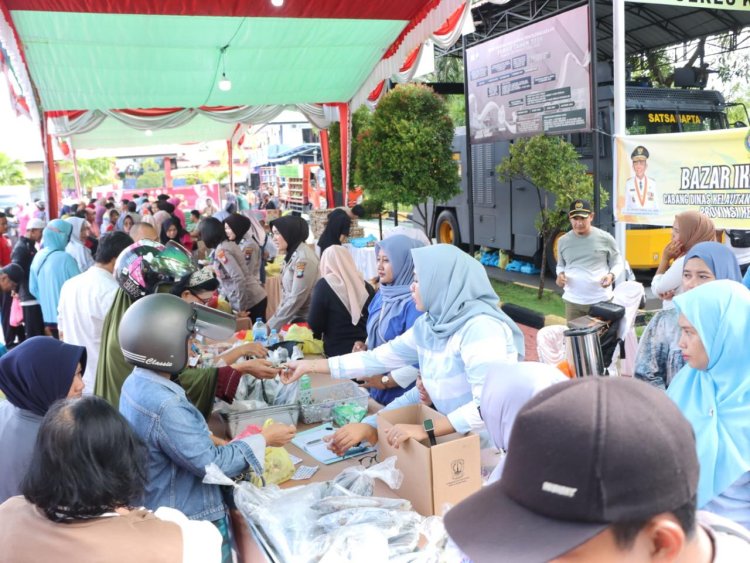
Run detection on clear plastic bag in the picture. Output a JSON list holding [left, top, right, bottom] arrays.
[[311, 524, 390, 563], [329, 455, 403, 496]]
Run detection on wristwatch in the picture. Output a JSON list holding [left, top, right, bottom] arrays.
[[381, 375, 391, 386]]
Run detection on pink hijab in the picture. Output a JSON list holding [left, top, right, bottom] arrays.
[[168, 197, 186, 228], [319, 245, 369, 325]]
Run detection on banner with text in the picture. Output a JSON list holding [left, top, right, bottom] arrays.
[[627, 0, 750, 13], [615, 128, 750, 228], [465, 5, 591, 143]]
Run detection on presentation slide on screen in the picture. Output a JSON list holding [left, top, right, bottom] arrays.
[[466, 5, 591, 143]]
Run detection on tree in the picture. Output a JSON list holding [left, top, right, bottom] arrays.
[[497, 135, 604, 299], [0, 152, 26, 185], [355, 83, 460, 233], [58, 157, 116, 194], [328, 105, 372, 199]]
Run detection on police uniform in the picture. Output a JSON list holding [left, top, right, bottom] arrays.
[[212, 240, 266, 313], [268, 242, 319, 331], [625, 146, 659, 215]]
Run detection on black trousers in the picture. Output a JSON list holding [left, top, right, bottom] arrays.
[[247, 298, 268, 323], [22, 304, 45, 339]]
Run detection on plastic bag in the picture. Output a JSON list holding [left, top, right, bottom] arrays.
[[233, 419, 295, 486], [329, 456, 403, 496], [311, 524, 390, 563], [331, 402, 367, 427]]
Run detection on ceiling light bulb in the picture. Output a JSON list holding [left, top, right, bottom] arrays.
[[218, 73, 232, 91], [145, 129, 153, 136], [271, 0, 284, 7]]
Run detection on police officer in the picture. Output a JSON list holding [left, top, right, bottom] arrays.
[[624, 145, 659, 215], [268, 214, 319, 331]]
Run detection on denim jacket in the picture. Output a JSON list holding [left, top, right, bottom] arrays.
[[120, 367, 264, 522]]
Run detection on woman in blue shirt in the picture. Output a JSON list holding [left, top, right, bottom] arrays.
[[355, 235, 425, 405], [668, 279, 750, 529], [283, 244, 525, 455]]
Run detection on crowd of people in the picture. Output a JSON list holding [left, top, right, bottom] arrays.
[[0, 191, 749, 562]]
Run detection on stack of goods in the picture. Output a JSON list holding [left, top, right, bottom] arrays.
[[204, 457, 455, 561], [310, 209, 364, 240]]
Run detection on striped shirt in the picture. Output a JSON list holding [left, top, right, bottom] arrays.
[[328, 315, 518, 434]]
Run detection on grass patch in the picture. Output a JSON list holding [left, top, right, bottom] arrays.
[[491, 279, 565, 318]]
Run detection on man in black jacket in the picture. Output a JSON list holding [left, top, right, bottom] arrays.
[[11, 218, 45, 338]]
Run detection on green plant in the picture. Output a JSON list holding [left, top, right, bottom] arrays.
[[58, 157, 116, 194], [497, 135, 605, 299], [136, 171, 165, 189], [0, 152, 26, 185], [356, 83, 459, 234]]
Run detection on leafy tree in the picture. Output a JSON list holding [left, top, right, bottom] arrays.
[[328, 105, 372, 198], [497, 135, 604, 299], [142, 157, 161, 173], [58, 157, 116, 194], [136, 171, 164, 189], [355, 83, 460, 233], [0, 152, 26, 185]]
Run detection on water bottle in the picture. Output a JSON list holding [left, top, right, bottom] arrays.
[[299, 374, 312, 405], [268, 329, 280, 347], [252, 318, 267, 346]]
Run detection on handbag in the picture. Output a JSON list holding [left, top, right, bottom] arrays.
[[9, 295, 23, 327], [589, 301, 625, 323]]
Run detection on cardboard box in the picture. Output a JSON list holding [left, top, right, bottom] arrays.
[[377, 404, 481, 516]]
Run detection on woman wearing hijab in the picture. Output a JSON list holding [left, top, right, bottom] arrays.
[[284, 244, 525, 455], [316, 209, 351, 257], [161, 216, 193, 251], [29, 220, 81, 337], [64, 217, 95, 272], [224, 213, 265, 286], [308, 246, 375, 357], [635, 241, 741, 390], [650, 210, 716, 307], [356, 235, 425, 405], [201, 218, 266, 321], [667, 280, 750, 529], [481, 363, 566, 483], [267, 215, 319, 331], [152, 209, 171, 235], [168, 197, 186, 229], [0, 336, 86, 503]]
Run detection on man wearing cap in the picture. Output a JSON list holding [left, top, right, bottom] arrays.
[[625, 145, 659, 215], [445, 377, 750, 562], [556, 199, 624, 321], [11, 218, 45, 339]]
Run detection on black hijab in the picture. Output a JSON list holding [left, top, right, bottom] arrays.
[[271, 215, 309, 262], [317, 209, 351, 256], [160, 216, 187, 245], [224, 214, 251, 242], [0, 336, 86, 416]]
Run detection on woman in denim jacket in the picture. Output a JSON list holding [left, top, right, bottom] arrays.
[[118, 294, 295, 561]]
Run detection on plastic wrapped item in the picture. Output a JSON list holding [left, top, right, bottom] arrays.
[[312, 524, 390, 563], [389, 516, 455, 563], [317, 507, 421, 538], [312, 494, 412, 515], [300, 381, 370, 424], [329, 456, 403, 496], [388, 529, 421, 557], [331, 402, 367, 427]]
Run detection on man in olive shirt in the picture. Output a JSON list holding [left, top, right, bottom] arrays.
[[555, 199, 623, 321]]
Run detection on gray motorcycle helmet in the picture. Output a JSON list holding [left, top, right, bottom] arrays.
[[119, 293, 236, 374]]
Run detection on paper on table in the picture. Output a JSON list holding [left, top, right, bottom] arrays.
[[291, 423, 376, 465]]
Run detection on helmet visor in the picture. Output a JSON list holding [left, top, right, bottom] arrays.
[[189, 303, 236, 341]]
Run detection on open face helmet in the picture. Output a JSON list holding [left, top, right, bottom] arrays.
[[115, 240, 196, 300]]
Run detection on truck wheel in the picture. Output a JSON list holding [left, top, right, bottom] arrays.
[[436, 210, 460, 246], [545, 229, 565, 273]]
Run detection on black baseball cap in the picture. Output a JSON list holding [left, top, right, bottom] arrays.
[[568, 199, 592, 217], [0, 264, 24, 285], [444, 377, 698, 563]]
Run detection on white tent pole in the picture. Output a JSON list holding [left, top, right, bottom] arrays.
[[613, 0, 627, 257]]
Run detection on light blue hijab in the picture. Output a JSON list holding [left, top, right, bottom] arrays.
[[366, 235, 425, 347], [684, 242, 741, 283], [668, 280, 750, 507], [410, 244, 525, 359]]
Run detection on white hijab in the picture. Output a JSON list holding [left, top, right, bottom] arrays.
[[483, 362, 567, 483], [319, 245, 369, 325], [64, 217, 94, 272]]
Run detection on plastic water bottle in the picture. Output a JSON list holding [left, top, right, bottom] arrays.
[[299, 374, 312, 405], [268, 329, 280, 347], [252, 318, 267, 346]]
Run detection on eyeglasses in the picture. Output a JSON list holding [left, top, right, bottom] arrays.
[[190, 291, 213, 305], [358, 453, 378, 468]]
